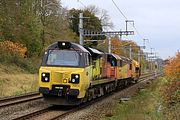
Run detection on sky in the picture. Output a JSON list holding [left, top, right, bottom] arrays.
[[61, 0, 180, 60]]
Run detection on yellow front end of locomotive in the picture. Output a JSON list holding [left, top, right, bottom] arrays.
[[39, 66, 92, 98]]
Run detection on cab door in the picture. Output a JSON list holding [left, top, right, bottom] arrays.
[[84, 53, 92, 88]]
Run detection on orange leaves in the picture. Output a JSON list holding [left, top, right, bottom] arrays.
[[162, 52, 180, 105], [111, 38, 122, 56], [164, 52, 180, 79], [111, 39, 141, 61], [0, 40, 27, 57]]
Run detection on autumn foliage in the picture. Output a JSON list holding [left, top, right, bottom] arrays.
[[0, 40, 27, 57], [163, 52, 180, 105], [0, 40, 36, 73], [164, 52, 180, 79], [111, 38, 123, 56]]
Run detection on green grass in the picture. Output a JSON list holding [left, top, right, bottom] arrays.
[[0, 54, 40, 97], [0, 64, 38, 97], [103, 78, 164, 120]]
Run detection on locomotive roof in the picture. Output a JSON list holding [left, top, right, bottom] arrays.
[[109, 54, 132, 63], [85, 47, 104, 59], [46, 41, 90, 53], [107, 53, 122, 60], [85, 47, 104, 55], [119, 55, 131, 62], [111, 54, 122, 60], [88, 47, 104, 55]]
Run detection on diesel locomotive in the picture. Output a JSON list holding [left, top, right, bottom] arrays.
[[39, 41, 140, 105]]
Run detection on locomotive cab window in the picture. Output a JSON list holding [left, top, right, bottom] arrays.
[[46, 50, 80, 67]]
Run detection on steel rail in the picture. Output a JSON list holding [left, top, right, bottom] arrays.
[[0, 92, 42, 108], [11, 72, 163, 120]]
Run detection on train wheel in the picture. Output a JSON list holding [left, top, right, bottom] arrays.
[[82, 92, 88, 103], [88, 90, 93, 101]]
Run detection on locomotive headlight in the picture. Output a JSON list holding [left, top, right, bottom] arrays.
[[70, 74, 80, 84], [45, 77, 48, 81], [42, 73, 46, 77], [75, 75, 79, 78], [41, 73, 50, 82], [62, 42, 66, 46], [72, 79, 75, 83]]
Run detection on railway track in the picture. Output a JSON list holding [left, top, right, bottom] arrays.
[[0, 92, 42, 108], [12, 72, 163, 120], [51, 72, 164, 120], [12, 105, 75, 120], [0, 72, 156, 109], [12, 94, 112, 120], [140, 71, 161, 80], [12, 106, 53, 120]]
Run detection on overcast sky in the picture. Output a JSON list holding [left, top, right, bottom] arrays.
[[61, 0, 180, 59]]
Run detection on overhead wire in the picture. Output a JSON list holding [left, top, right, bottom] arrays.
[[111, 0, 158, 59], [75, 0, 157, 57], [111, 0, 127, 20], [111, 0, 144, 40], [77, 0, 145, 40], [77, 0, 86, 8], [76, 0, 156, 58]]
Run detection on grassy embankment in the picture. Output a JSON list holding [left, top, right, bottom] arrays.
[[0, 63, 38, 97], [103, 77, 179, 120]]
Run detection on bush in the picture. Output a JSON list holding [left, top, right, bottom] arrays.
[[164, 52, 180, 79], [0, 41, 37, 73], [162, 52, 180, 119], [0, 54, 37, 73], [0, 40, 27, 57], [161, 78, 180, 105], [163, 51, 180, 104], [12, 56, 37, 73]]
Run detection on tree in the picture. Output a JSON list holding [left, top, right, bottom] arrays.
[[0, 0, 43, 56], [162, 52, 180, 107], [0, 0, 76, 56], [164, 52, 180, 79], [120, 40, 139, 59], [111, 37, 123, 56], [84, 5, 114, 30], [69, 8, 102, 35], [69, 7, 107, 45], [38, 0, 74, 46]]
